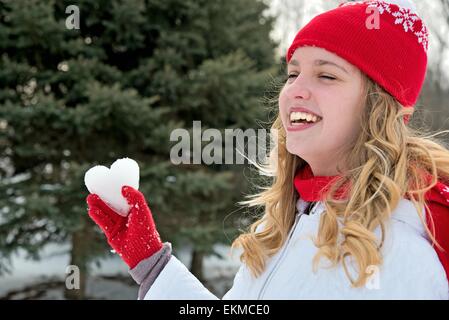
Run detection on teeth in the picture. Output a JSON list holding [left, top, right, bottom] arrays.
[[290, 111, 321, 123]]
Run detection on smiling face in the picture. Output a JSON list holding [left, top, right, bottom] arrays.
[[279, 46, 366, 176]]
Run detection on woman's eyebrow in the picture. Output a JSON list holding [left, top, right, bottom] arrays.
[[288, 58, 349, 74], [315, 59, 349, 74]]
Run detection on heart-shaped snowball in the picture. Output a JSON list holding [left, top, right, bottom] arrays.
[[84, 158, 140, 216]]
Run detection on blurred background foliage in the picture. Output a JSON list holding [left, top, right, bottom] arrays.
[[0, 0, 282, 299]]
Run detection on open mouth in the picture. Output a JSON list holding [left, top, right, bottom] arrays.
[[289, 111, 323, 126]]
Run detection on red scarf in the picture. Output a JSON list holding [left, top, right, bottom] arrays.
[[293, 163, 449, 283], [293, 163, 350, 202]]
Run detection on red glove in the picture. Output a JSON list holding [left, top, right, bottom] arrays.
[[86, 185, 163, 269]]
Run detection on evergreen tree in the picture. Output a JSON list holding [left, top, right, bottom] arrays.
[[0, 0, 279, 298]]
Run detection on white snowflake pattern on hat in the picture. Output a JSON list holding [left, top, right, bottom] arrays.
[[370, 1, 392, 14], [414, 24, 429, 50], [391, 6, 419, 32], [340, 0, 429, 52], [341, 0, 415, 13]]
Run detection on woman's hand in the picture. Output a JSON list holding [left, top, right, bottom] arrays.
[[86, 186, 163, 269]]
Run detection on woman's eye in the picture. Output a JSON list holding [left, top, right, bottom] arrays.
[[285, 73, 336, 82], [319, 75, 336, 80]]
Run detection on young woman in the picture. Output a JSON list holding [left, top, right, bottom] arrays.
[[86, 0, 449, 299]]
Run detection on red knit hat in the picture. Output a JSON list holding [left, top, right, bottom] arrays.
[[286, 0, 429, 125]]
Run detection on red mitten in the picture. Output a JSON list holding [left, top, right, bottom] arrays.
[[86, 185, 163, 269]]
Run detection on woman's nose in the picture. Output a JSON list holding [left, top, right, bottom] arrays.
[[285, 76, 312, 100]]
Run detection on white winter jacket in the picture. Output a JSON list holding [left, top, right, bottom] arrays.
[[144, 198, 449, 300]]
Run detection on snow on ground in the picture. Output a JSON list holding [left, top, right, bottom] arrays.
[[0, 242, 242, 299]]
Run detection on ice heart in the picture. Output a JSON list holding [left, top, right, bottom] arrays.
[[84, 158, 140, 216]]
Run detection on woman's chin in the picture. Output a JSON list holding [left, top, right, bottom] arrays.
[[286, 141, 311, 157]]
